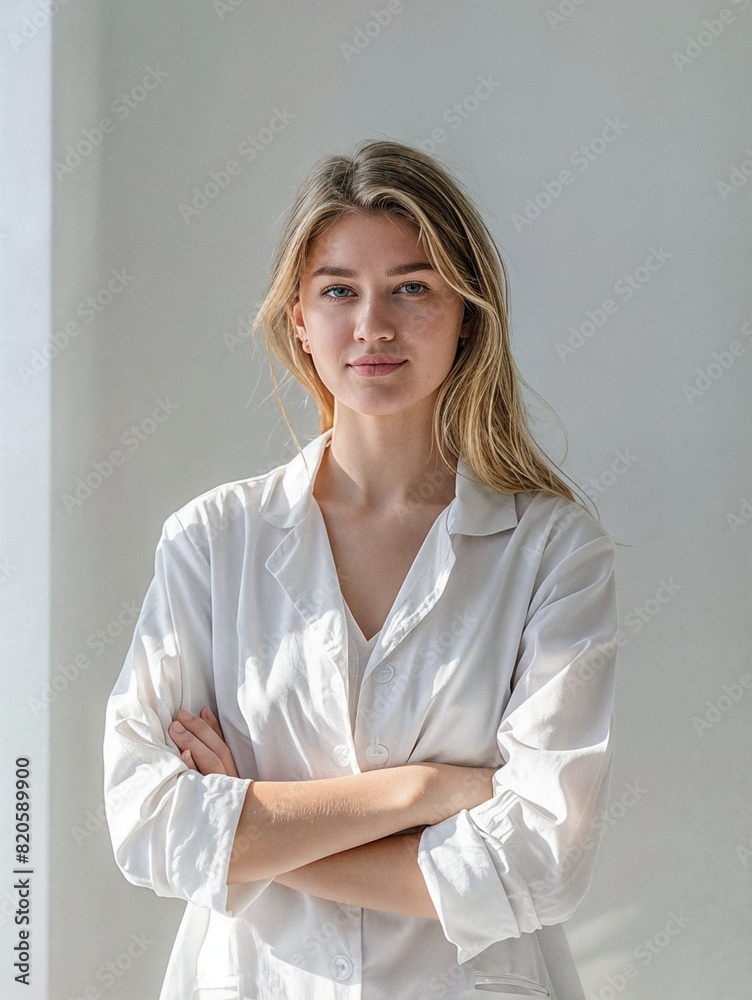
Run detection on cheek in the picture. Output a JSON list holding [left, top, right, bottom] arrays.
[[423, 289, 463, 323], [305, 304, 349, 343], [411, 300, 464, 348]]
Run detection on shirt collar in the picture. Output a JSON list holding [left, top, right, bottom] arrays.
[[260, 427, 518, 536]]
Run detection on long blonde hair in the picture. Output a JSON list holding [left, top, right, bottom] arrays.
[[251, 138, 588, 508]]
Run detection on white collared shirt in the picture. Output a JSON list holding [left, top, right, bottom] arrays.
[[103, 427, 618, 1000], [342, 599, 381, 731]]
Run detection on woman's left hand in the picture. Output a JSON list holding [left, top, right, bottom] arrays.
[[168, 707, 239, 777]]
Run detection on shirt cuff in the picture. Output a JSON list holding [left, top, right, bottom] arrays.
[[165, 770, 272, 917], [417, 808, 530, 965]]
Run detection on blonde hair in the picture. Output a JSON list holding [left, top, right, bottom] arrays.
[[251, 138, 588, 508]]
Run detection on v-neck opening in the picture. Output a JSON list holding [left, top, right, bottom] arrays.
[[342, 596, 382, 646], [310, 492, 455, 657]]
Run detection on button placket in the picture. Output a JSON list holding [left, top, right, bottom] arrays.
[[356, 513, 456, 690], [364, 743, 389, 766], [330, 954, 354, 980], [372, 661, 395, 684], [332, 744, 352, 767]]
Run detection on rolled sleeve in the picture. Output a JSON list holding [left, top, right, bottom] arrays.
[[417, 503, 618, 964], [103, 511, 272, 917]]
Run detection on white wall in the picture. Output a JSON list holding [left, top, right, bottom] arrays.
[[1, 5, 52, 999], [4, 0, 750, 996]]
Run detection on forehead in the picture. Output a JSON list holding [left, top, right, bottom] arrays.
[[303, 212, 425, 269]]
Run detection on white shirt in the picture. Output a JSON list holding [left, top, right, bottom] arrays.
[[103, 426, 618, 1000], [342, 598, 381, 731]]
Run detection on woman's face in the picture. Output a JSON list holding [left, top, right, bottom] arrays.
[[291, 211, 467, 421]]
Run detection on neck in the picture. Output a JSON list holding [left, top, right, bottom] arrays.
[[315, 409, 457, 512]]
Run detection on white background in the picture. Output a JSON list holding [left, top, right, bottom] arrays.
[[1, 1, 751, 997]]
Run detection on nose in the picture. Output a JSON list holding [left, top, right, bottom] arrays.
[[353, 294, 397, 343]]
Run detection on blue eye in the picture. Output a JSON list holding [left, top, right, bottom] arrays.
[[320, 281, 429, 299]]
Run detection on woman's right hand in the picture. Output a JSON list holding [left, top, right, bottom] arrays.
[[406, 762, 499, 827]]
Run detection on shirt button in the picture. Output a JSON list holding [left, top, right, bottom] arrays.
[[331, 954, 354, 980], [365, 743, 389, 765], [372, 661, 395, 684], [333, 744, 351, 767]]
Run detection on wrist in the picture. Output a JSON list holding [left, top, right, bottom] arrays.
[[395, 764, 428, 827]]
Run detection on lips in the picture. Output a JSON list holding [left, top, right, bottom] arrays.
[[349, 355, 406, 366], [348, 356, 407, 378]]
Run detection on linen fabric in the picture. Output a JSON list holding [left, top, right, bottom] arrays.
[[102, 426, 618, 1000]]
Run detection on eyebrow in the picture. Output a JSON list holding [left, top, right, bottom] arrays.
[[309, 261, 436, 278]]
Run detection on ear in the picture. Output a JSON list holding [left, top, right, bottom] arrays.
[[290, 297, 305, 336], [289, 297, 311, 354]]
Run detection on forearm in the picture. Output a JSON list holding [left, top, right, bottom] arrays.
[[273, 831, 439, 920], [227, 767, 421, 884]]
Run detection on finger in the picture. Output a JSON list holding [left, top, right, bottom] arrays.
[[173, 711, 238, 777], [181, 748, 197, 770], [169, 720, 228, 775], [199, 706, 224, 740]]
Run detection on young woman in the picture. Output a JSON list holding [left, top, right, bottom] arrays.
[[103, 139, 618, 1000]]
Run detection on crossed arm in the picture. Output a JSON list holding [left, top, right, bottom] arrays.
[[273, 828, 433, 918], [168, 707, 495, 919]]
